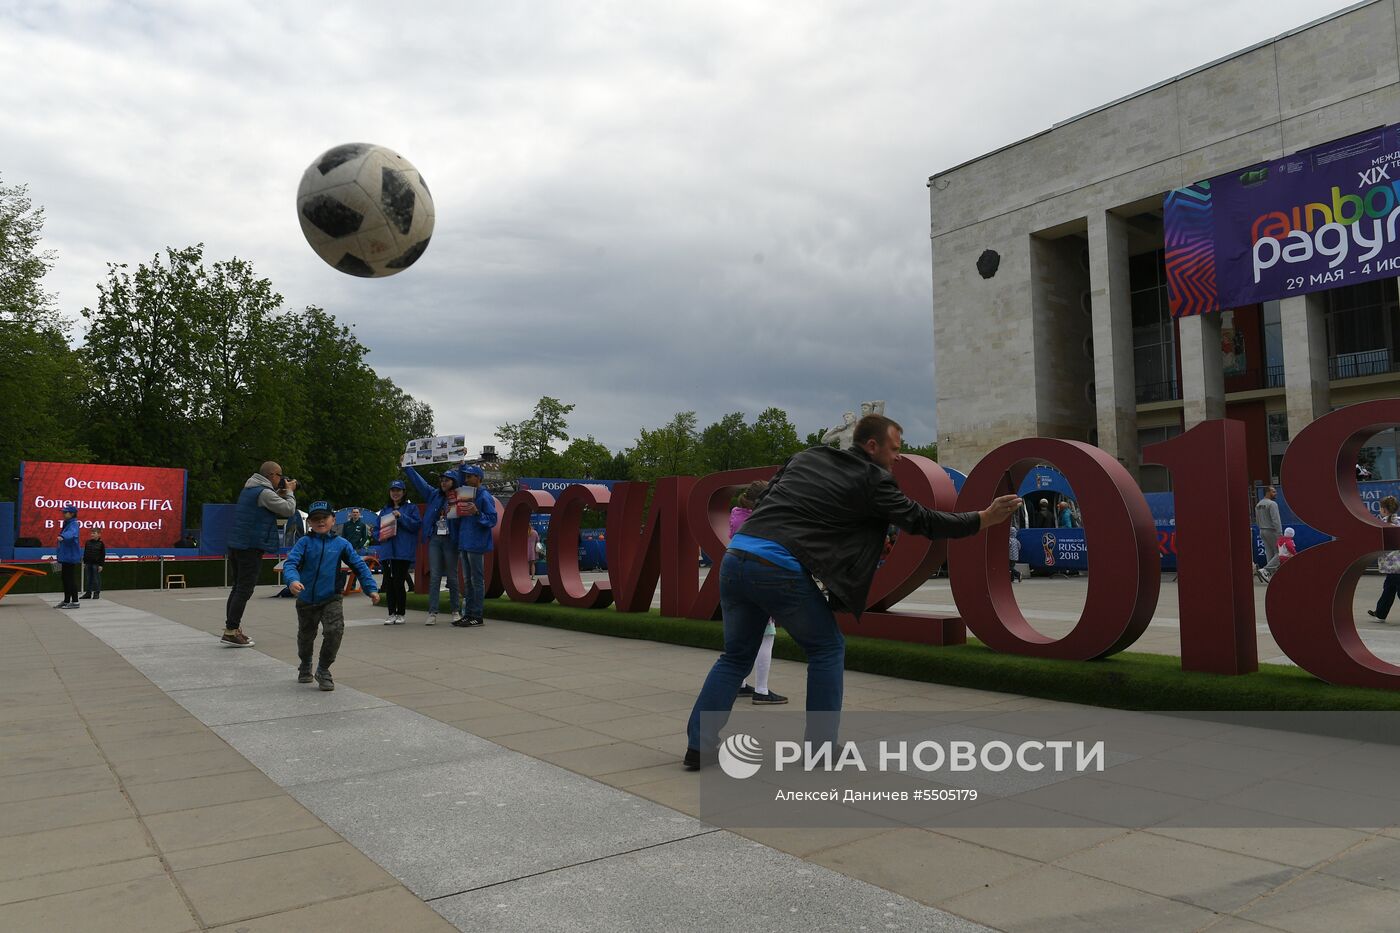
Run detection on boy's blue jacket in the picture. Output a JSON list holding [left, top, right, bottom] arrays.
[[455, 482, 498, 553], [57, 518, 82, 564], [376, 501, 422, 562], [402, 465, 457, 543], [284, 531, 378, 604]]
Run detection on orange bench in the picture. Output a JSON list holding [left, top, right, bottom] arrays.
[[0, 564, 48, 603]]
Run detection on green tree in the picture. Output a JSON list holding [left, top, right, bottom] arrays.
[[749, 407, 803, 465], [0, 177, 88, 497], [629, 411, 699, 481], [804, 429, 829, 448], [697, 412, 752, 473], [496, 396, 574, 477], [903, 440, 939, 460], [597, 451, 632, 481], [558, 435, 612, 478]]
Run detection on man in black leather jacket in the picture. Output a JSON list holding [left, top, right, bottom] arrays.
[[684, 414, 1021, 769]]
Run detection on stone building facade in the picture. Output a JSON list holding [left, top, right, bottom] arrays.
[[930, 0, 1400, 488]]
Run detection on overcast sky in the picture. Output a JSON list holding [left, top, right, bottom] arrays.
[[1, 0, 1356, 461]]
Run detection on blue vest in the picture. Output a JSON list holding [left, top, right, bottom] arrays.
[[228, 484, 282, 551]]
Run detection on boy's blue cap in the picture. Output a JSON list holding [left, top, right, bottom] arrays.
[[388, 480, 406, 490], [461, 465, 485, 479], [307, 500, 333, 518]]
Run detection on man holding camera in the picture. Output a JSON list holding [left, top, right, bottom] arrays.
[[223, 461, 298, 647]]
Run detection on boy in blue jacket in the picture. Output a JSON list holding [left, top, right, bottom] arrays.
[[453, 465, 497, 627], [284, 501, 380, 691]]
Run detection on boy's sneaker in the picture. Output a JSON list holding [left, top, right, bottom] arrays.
[[465, 617, 484, 627], [297, 666, 314, 684], [315, 669, 334, 691], [220, 630, 255, 648], [56, 602, 71, 609], [752, 690, 788, 705], [737, 684, 756, 696], [426, 613, 437, 626]]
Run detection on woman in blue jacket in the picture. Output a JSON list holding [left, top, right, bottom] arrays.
[[56, 503, 83, 609], [377, 480, 422, 625], [453, 465, 497, 627], [403, 465, 461, 624]]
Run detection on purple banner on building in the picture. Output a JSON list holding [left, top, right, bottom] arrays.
[[1165, 124, 1400, 317]]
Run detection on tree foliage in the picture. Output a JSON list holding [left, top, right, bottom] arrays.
[[495, 396, 575, 477], [0, 178, 88, 497], [628, 411, 700, 482], [76, 245, 433, 511]]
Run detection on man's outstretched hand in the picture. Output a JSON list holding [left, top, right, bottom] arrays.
[[978, 495, 1024, 529]]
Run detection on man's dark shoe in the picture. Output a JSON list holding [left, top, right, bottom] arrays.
[[1369, 610, 1386, 622], [737, 684, 755, 696], [450, 618, 468, 627], [315, 669, 334, 691], [683, 748, 702, 771], [297, 666, 314, 684], [465, 617, 484, 627], [221, 630, 255, 647], [80, 593, 92, 599], [752, 690, 788, 705]]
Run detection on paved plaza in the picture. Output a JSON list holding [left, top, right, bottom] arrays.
[[2, 577, 1400, 931]]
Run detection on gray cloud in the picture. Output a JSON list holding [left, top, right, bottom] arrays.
[[2, 0, 1347, 464]]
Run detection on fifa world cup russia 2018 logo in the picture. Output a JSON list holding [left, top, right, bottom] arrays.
[[1042, 532, 1056, 567]]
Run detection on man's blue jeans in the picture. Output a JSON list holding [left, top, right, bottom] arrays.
[[427, 536, 460, 615], [461, 550, 485, 620], [686, 551, 845, 752]]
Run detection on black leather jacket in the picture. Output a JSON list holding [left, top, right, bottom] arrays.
[[736, 445, 981, 617]]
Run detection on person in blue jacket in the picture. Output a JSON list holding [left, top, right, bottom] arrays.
[[284, 500, 380, 691], [452, 465, 497, 627], [56, 503, 83, 609], [402, 464, 461, 625], [377, 480, 422, 626]]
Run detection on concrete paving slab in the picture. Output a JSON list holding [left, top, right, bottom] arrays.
[[213, 705, 498, 786], [0, 819, 155, 882], [0, 763, 119, 804], [288, 756, 708, 898], [1237, 870, 1400, 932], [142, 795, 326, 853], [0, 787, 135, 838], [204, 886, 457, 933], [430, 830, 994, 933], [0, 854, 165, 907], [1054, 831, 1299, 912], [164, 681, 392, 726], [174, 841, 399, 928], [123, 768, 285, 816], [0, 871, 197, 933]]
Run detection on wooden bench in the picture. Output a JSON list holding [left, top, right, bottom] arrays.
[[0, 564, 48, 604], [164, 574, 187, 589]]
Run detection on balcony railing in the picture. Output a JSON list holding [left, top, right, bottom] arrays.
[[1135, 380, 1180, 404], [1329, 349, 1398, 381]]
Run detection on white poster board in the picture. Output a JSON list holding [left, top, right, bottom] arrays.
[[401, 434, 468, 467]]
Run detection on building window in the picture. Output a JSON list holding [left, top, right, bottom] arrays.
[[1130, 250, 1177, 403], [1326, 279, 1400, 379], [1359, 428, 1398, 481], [1267, 411, 1289, 482], [1262, 301, 1284, 388]]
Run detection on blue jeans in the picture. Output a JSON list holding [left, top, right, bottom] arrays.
[[686, 551, 845, 752], [461, 550, 485, 619], [427, 536, 460, 615]]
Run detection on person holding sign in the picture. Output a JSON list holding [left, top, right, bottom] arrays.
[[451, 465, 497, 627], [403, 464, 462, 624], [377, 480, 421, 625]]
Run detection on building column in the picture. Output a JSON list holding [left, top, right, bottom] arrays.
[[1178, 312, 1225, 429], [1280, 292, 1329, 438], [1087, 211, 1138, 476]]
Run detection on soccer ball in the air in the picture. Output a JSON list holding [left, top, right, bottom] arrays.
[[296, 143, 434, 277]]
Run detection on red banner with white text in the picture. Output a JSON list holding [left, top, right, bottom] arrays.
[[19, 461, 188, 548]]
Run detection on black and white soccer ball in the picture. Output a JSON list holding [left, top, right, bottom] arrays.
[[296, 143, 434, 277]]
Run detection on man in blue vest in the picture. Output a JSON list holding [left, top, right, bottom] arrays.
[[223, 461, 298, 647]]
